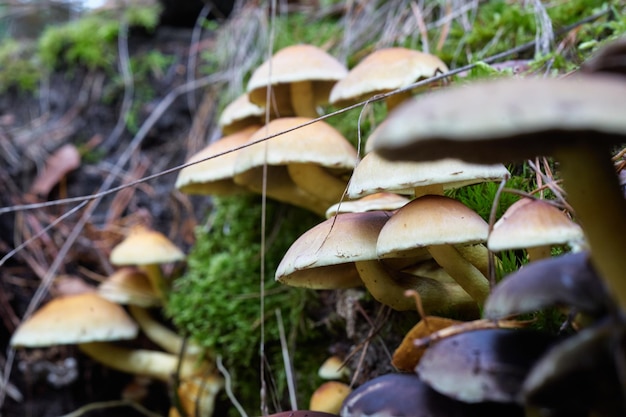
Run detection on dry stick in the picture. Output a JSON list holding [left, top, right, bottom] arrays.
[[275, 309, 297, 411], [216, 356, 249, 417], [57, 399, 162, 417], [186, 3, 212, 113], [487, 175, 509, 288]]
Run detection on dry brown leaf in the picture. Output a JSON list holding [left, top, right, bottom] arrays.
[[30, 144, 81, 197]]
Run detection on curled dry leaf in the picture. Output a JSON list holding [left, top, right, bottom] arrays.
[[30, 144, 81, 198]]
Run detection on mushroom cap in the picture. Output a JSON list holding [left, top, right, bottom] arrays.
[[10, 293, 138, 347], [310, 381, 352, 414], [97, 267, 160, 307], [417, 329, 556, 404], [484, 251, 610, 319], [369, 75, 626, 164], [330, 47, 448, 106], [247, 44, 348, 112], [325, 193, 409, 218], [340, 373, 523, 417], [218, 94, 265, 135], [175, 126, 259, 195], [276, 211, 392, 289], [347, 151, 509, 198], [377, 195, 489, 259], [110, 225, 185, 266], [234, 118, 357, 173], [488, 198, 585, 251]]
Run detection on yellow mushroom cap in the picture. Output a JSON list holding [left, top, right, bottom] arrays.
[[10, 293, 138, 347], [110, 225, 185, 266]]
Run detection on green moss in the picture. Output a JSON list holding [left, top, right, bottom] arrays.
[[37, 6, 160, 70], [168, 196, 325, 415], [0, 40, 39, 92]]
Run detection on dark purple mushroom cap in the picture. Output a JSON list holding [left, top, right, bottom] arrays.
[[417, 329, 556, 404], [523, 319, 626, 416], [340, 373, 523, 417], [484, 251, 611, 319]]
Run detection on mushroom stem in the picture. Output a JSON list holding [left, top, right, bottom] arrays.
[[555, 142, 626, 311], [385, 90, 412, 112], [138, 264, 168, 304], [128, 305, 203, 357], [413, 184, 444, 198], [78, 342, 203, 382], [355, 260, 477, 313], [287, 163, 349, 205], [526, 246, 552, 262], [290, 81, 318, 117], [427, 244, 490, 305]]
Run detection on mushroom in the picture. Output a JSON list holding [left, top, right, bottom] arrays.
[[488, 197, 585, 262], [309, 381, 352, 414], [97, 267, 160, 308], [325, 192, 409, 218], [110, 225, 185, 303], [275, 211, 475, 313], [375, 195, 491, 305], [175, 125, 260, 196], [318, 355, 350, 380], [247, 44, 348, 117], [416, 328, 556, 404], [484, 251, 611, 321], [330, 47, 448, 111], [10, 293, 202, 382], [234, 118, 357, 214], [218, 93, 266, 135], [340, 373, 524, 417], [369, 74, 626, 311]]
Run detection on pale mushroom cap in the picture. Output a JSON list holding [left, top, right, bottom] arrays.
[[276, 211, 392, 289], [325, 192, 409, 218], [347, 152, 509, 198], [248, 44, 348, 109], [234, 118, 357, 174], [318, 355, 350, 380], [98, 267, 160, 307], [110, 225, 185, 266], [175, 126, 259, 195], [330, 47, 448, 105], [488, 198, 585, 251], [370, 75, 626, 163], [377, 195, 489, 259], [218, 94, 265, 135], [10, 293, 138, 347], [310, 381, 352, 414]]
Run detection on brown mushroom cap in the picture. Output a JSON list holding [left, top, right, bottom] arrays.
[[247, 44, 348, 117], [97, 267, 160, 307], [110, 225, 185, 266], [330, 47, 448, 108], [10, 293, 138, 347], [218, 94, 265, 135], [325, 192, 409, 218], [175, 126, 260, 195], [275, 211, 391, 289]]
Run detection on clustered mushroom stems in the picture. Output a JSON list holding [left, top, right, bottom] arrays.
[[287, 163, 349, 205], [290, 81, 318, 118], [140, 263, 168, 304]]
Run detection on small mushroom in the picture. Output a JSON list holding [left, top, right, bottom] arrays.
[[248, 44, 348, 118], [310, 381, 352, 414], [218, 93, 266, 135]]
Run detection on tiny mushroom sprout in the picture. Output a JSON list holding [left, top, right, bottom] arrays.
[[110, 225, 185, 303], [175, 125, 260, 196], [218, 93, 266, 135], [234, 118, 357, 215], [488, 197, 585, 262], [247, 44, 348, 118], [369, 74, 626, 311], [340, 373, 524, 417], [330, 47, 449, 111], [10, 293, 202, 381]]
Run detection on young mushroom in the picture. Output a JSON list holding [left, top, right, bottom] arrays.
[[247, 44, 348, 118], [369, 74, 626, 311]]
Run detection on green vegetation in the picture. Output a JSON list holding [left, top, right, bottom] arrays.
[[168, 196, 325, 415], [0, 40, 39, 93]]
